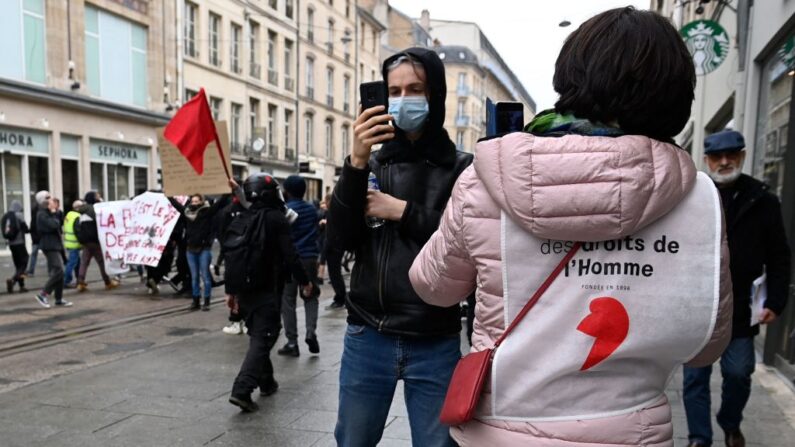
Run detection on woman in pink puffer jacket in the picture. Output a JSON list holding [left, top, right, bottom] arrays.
[[410, 7, 732, 447]]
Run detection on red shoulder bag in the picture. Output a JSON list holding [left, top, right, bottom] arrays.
[[439, 243, 581, 425]]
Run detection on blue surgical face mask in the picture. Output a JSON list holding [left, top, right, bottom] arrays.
[[388, 96, 429, 133]]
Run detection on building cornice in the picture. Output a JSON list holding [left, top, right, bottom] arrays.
[[0, 78, 171, 126]]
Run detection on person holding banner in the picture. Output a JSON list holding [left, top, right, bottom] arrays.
[[75, 191, 119, 292], [168, 194, 230, 311], [408, 8, 733, 446]]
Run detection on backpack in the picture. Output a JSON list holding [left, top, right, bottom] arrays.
[[76, 212, 99, 244], [222, 208, 268, 294], [1, 212, 20, 241]]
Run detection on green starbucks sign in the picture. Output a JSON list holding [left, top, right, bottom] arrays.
[[680, 20, 731, 76]]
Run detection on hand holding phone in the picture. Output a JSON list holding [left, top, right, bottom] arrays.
[[353, 81, 394, 168]]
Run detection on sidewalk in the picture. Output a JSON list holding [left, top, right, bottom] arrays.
[[0, 279, 794, 445]]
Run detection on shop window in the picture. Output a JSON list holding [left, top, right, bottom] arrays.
[[134, 167, 148, 196], [84, 5, 148, 107], [753, 37, 794, 198], [0, 153, 24, 247], [107, 165, 130, 201], [28, 156, 49, 206], [62, 160, 79, 213]]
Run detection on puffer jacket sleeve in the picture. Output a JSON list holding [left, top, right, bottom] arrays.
[[409, 168, 477, 307], [686, 213, 733, 367]]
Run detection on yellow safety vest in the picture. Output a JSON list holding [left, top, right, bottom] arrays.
[[64, 210, 82, 250]]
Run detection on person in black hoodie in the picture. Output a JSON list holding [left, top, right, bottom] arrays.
[[169, 194, 230, 311], [327, 48, 473, 446], [33, 191, 72, 308]]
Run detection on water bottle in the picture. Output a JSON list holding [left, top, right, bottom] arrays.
[[367, 172, 385, 228]]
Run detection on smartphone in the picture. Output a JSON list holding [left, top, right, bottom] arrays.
[[495, 102, 524, 134], [360, 81, 388, 112]]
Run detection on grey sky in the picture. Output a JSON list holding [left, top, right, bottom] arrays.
[[388, 0, 649, 112]]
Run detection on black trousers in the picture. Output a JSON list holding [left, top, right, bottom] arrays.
[[147, 242, 175, 283], [10, 244, 28, 285], [325, 246, 346, 305], [232, 291, 281, 396]]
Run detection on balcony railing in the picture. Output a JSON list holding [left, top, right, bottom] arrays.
[[268, 69, 278, 85], [230, 142, 245, 156], [455, 115, 470, 128], [250, 62, 261, 79], [343, 102, 350, 113], [231, 61, 241, 74], [306, 87, 314, 100], [268, 144, 278, 158], [344, 52, 350, 63], [456, 84, 470, 96], [285, 148, 296, 161], [326, 42, 333, 55], [308, 30, 314, 42], [326, 95, 334, 108]]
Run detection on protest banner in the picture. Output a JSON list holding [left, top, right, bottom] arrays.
[[94, 192, 180, 270], [94, 200, 134, 275], [158, 120, 231, 196], [122, 192, 181, 267]]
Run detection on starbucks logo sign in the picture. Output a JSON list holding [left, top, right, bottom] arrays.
[[680, 20, 731, 76]]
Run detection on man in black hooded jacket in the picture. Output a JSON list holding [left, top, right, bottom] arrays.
[[327, 48, 472, 446]]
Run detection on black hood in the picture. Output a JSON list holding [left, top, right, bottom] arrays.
[[378, 47, 457, 166]]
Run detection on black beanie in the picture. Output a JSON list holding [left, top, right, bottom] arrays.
[[283, 175, 306, 199], [84, 191, 99, 204]]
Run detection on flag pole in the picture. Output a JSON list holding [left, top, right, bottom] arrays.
[[213, 132, 231, 180]]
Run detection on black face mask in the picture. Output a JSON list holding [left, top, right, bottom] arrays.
[[188, 204, 200, 211]]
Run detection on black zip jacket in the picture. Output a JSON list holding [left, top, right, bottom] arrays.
[[169, 196, 230, 251], [327, 47, 473, 337], [721, 174, 791, 338]]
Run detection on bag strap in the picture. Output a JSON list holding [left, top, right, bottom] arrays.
[[493, 242, 581, 349]]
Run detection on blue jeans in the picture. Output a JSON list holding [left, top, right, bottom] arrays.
[[335, 324, 460, 447], [27, 243, 39, 274], [186, 249, 212, 298], [683, 337, 756, 445], [63, 248, 81, 285]]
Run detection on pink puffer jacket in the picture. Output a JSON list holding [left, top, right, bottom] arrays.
[[409, 132, 733, 446]]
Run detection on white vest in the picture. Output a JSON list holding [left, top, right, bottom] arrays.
[[486, 172, 721, 422]]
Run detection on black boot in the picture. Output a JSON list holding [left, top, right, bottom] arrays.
[[229, 393, 259, 412], [190, 296, 201, 311], [202, 297, 210, 311], [259, 377, 279, 396]]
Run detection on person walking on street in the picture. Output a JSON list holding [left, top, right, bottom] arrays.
[[277, 175, 321, 357], [226, 174, 313, 412], [321, 194, 347, 310], [3, 200, 29, 293], [75, 191, 119, 292], [62, 200, 83, 287], [327, 47, 473, 446], [168, 194, 230, 311], [26, 193, 44, 276], [34, 191, 72, 308], [683, 130, 791, 447], [409, 8, 733, 445]]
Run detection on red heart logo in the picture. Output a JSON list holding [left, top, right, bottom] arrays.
[[576, 297, 630, 371]]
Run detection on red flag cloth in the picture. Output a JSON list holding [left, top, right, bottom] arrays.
[[163, 88, 217, 175]]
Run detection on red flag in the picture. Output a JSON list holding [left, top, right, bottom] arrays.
[[163, 88, 219, 175]]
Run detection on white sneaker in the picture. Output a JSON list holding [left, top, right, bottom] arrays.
[[222, 322, 243, 335], [242, 322, 248, 334]]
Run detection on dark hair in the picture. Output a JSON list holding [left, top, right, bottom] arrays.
[[553, 7, 695, 140], [190, 193, 204, 202]]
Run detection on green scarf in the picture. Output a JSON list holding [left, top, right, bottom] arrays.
[[524, 109, 624, 137]]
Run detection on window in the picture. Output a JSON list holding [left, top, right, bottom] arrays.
[[456, 131, 465, 150], [372, 30, 377, 52], [360, 21, 366, 47], [305, 114, 314, 154], [327, 19, 335, 54], [269, 0, 278, 10], [326, 67, 334, 107], [343, 30, 351, 62], [284, 39, 294, 90], [371, 69, 376, 81], [343, 75, 351, 113], [458, 73, 467, 88], [307, 8, 314, 42], [306, 57, 315, 99], [457, 99, 466, 117], [85, 5, 148, 107], [284, 109, 293, 153], [249, 98, 260, 136], [325, 120, 334, 158], [184, 88, 198, 102], [268, 31, 278, 85], [345, 0, 351, 18], [0, 0, 46, 83], [209, 13, 221, 66], [286, 0, 294, 19], [231, 103, 242, 149], [231, 23, 242, 73], [184, 2, 197, 57], [268, 104, 277, 155], [209, 96, 222, 120], [249, 21, 260, 78], [341, 124, 350, 164]]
